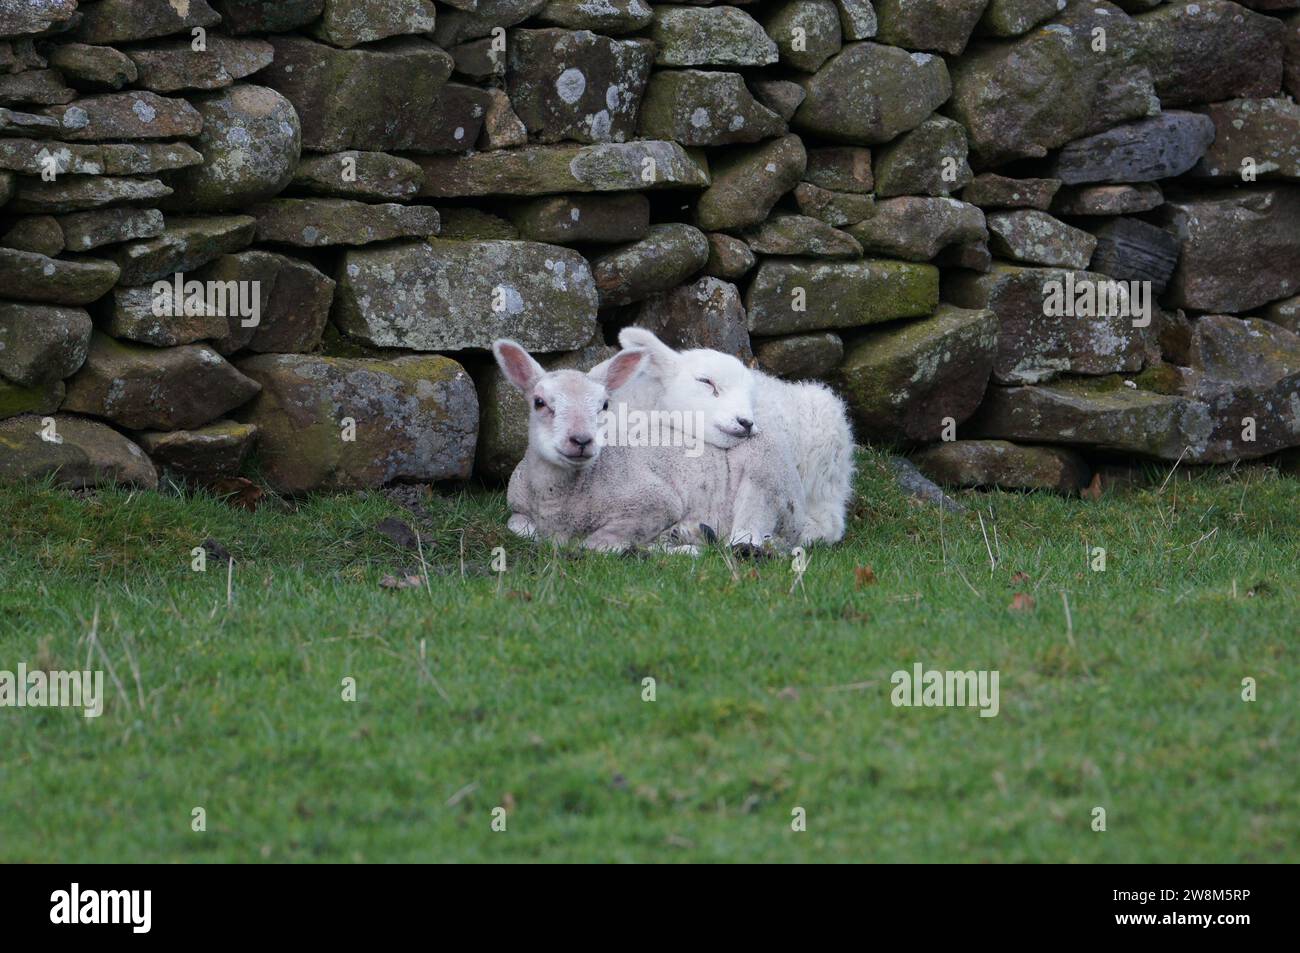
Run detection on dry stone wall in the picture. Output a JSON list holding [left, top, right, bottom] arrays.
[[1, 0, 1299, 496]]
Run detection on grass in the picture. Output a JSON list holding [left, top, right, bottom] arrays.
[[0, 448, 1296, 863]]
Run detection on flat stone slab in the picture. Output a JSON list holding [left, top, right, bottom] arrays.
[[414, 141, 710, 197], [745, 257, 938, 335], [912, 440, 1090, 494], [251, 199, 440, 247], [0, 414, 157, 489], [1051, 112, 1216, 184], [334, 239, 598, 352]]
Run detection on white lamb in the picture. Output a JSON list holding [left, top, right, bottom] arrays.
[[597, 328, 856, 544], [493, 339, 805, 555]]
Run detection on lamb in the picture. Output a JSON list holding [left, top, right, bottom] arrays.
[[493, 339, 805, 554], [597, 328, 855, 544]]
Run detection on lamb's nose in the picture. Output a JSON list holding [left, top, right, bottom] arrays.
[[570, 433, 593, 448], [736, 417, 754, 434]]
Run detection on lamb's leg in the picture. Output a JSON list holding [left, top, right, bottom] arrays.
[[507, 513, 537, 539], [728, 477, 783, 556]]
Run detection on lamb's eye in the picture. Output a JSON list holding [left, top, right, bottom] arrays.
[[533, 397, 546, 410], [697, 377, 718, 396], [602, 400, 610, 411]]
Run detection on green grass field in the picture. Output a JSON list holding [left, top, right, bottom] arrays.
[[1, 450, 1296, 863]]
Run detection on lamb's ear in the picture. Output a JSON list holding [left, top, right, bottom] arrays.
[[492, 339, 544, 394], [618, 326, 678, 379], [594, 348, 648, 393]]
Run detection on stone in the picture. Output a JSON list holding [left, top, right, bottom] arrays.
[[650, 7, 780, 67], [745, 258, 938, 334], [537, 0, 655, 34], [847, 196, 986, 261], [73, 0, 222, 45], [638, 276, 753, 359], [912, 440, 1090, 494], [58, 208, 166, 252], [448, 38, 505, 81], [480, 88, 529, 149], [162, 85, 302, 212], [291, 151, 425, 201], [874, 0, 987, 54], [508, 29, 655, 145], [307, 0, 438, 48], [947, 19, 1101, 166], [1287, 11, 1300, 97], [209, 0, 326, 34], [474, 341, 611, 481], [695, 134, 805, 231], [244, 254, 336, 355], [832, 0, 878, 39], [433, 0, 549, 48], [1188, 97, 1300, 181], [1135, 1, 1283, 107], [0, 139, 203, 176], [704, 233, 756, 280], [259, 36, 456, 152], [960, 174, 1060, 211], [637, 69, 785, 146], [111, 216, 257, 286], [191, 252, 279, 355], [0, 69, 75, 106], [0, 1, 78, 39], [763, 0, 842, 73], [135, 420, 260, 478], [740, 214, 862, 259], [413, 140, 710, 196], [104, 286, 232, 347], [1051, 112, 1216, 185], [750, 79, 805, 121], [334, 239, 598, 351], [0, 41, 45, 74], [1156, 187, 1300, 313], [1051, 183, 1163, 216], [977, 0, 1061, 37], [943, 264, 1150, 385], [1082, 64, 1161, 138], [9, 175, 173, 214], [753, 331, 844, 379], [63, 332, 261, 431], [126, 37, 275, 93], [836, 304, 998, 441], [985, 210, 1097, 269], [1086, 217, 1181, 293], [250, 199, 440, 247], [792, 182, 875, 226], [804, 146, 872, 192], [0, 248, 119, 304], [591, 224, 710, 307], [46, 44, 138, 90], [0, 378, 63, 421], [0, 302, 92, 386], [2, 215, 63, 256], [1186, 314, 1300, 387], [0, 414, 157, 489], [0, 106, 60, 137], [1262, 294, 1300, 334], [42, 91, 203, 141], [508, 193, 650, 244], [236, 354, 479, 493], [794, 42, 950, 144], [872, 116, 971, 198], [962, 373, 1298, 464]]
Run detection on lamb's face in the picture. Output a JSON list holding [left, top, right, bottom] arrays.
[[528, 369, 608, 470], [658, 349, 759, 450]]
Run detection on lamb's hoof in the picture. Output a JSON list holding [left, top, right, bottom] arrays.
[[618, 545, 648, 560], [698, 523, 718, 544], [731, 541, 773, 561]]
